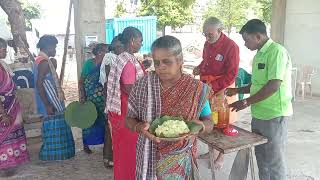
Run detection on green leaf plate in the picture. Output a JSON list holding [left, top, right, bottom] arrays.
[[149, 115, 203, 141], [64, 101, 97, 129]]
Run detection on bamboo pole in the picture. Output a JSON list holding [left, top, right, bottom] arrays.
[[60, 0, 73, 85]]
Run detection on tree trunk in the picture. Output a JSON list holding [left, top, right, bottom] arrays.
[[0, 0, 32, 62], [60, 0, 73, 85], [227, 27, 231, 37]]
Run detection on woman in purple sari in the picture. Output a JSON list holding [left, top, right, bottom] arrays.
[[0, 38, 29, 177]]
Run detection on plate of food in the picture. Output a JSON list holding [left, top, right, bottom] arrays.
[[149, 116, 204, 141]]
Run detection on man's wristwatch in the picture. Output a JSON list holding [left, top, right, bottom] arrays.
[[242, 99, 250, 107]]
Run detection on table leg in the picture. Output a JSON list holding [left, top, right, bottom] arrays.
[[209, 146, 216, 180], [249, 148, 256, 180], [228, 149, 249, 180]]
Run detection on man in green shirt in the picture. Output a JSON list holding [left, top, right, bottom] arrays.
[[227, 19, 292, 180]]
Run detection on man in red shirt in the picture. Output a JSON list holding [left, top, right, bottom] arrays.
[[194, 17, 240, 169], [193, 17, 240, 121], [194, 17, 239, 91]]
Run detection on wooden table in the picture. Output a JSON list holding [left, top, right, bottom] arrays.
[[198, 125, 268, 180]]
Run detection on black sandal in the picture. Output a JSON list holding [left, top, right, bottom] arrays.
[[104, 159, 114, 168]]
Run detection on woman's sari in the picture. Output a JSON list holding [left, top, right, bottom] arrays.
[[0, 63, 29, 169], [81, 59, 106, 146], [128, 72, 212, 180], [34, 55, 75, 161]]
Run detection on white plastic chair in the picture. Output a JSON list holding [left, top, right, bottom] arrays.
[[295, 66, 317, 100]]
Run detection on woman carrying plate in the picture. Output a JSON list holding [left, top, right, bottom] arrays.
[[126, 35, 214, 180]]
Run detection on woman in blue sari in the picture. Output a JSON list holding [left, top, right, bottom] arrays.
[[79, 43, 109, 154]]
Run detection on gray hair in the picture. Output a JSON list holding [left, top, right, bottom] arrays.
[[203, 17, 223, 30], [151, 35, 183, 60]]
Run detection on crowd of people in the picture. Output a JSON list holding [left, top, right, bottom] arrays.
[[0, 17, 292, 180]]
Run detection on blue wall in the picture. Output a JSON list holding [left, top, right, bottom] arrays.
[[106, 16, 157, 54]]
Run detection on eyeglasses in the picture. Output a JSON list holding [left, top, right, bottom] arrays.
[[202, 32, 214, 38]]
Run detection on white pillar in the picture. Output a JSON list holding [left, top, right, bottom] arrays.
[[74, 0, 106, 79], [271, 0, 287, 44]]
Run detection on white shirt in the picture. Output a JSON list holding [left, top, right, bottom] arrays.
[[99, 53, 118, 86]]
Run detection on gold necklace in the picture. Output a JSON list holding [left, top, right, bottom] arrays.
[[160, 82, 172, 90]]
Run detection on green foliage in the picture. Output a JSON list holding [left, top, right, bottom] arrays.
[[257, 0, 272, 24], [203, 0, 256, 34], [139, 0, 195, 31], [179, 0, 196, 8], [19, 0, 41, 30], [114, 2, 126, 18]]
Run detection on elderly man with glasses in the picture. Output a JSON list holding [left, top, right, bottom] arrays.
[[193, 17, 240, 169], [194, 17, 240, 95]]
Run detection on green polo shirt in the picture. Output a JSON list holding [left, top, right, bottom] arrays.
[[250, 39, 293, 120]]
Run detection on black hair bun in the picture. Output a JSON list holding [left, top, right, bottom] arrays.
[[117, 33, 123, 42]]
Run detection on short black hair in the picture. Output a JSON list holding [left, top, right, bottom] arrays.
[[151, 35, 182, 57], [111, 35, 121, 46], [118, 27, 142, 45], [0, 38, 7, 48], [240, 19, 267, 35], [37, 35, 58, 50], [109, 35, 123, 51], [92, 43, 108, 56]]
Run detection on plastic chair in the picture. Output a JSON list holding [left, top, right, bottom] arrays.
[[295, 66, 317, 100]]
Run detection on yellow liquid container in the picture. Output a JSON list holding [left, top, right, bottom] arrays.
[[215, 103, 230, 129], [210, 91, 230, 129], [212, 111, 218, 125]]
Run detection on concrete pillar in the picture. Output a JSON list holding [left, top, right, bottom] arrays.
[[271, 0, 287, 44], [74, 0, 106, 79]]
